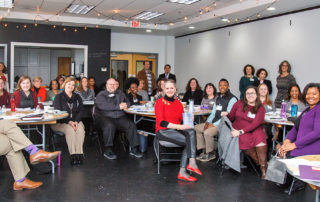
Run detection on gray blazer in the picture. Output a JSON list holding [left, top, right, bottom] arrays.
[[218, 116, 240, 173]]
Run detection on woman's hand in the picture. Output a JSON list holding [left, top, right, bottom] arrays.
[[140, 101, 147, 104], [68, 121, 77, 131], [221, 111, 229, 116], [282, 142, 297, 152], [231, 129, 240, 137], [179, 124, 192, 130]]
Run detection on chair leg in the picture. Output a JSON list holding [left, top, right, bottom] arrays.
[[245, 155, 260, 177], [288, 177, 296, 196], [157, 139, 160, 174]]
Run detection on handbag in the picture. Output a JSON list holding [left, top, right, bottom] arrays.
[[265, 152, 287, 184]]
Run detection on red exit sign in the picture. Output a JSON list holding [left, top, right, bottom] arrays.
[[131, 20, 140, 28]]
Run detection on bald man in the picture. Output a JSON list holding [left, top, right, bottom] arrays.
[[94, 78, 143, 160]]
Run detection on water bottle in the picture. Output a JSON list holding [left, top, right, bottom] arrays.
[[281, 100, 286, 118], [10, 95, 15, 112], [189, 99, 194, 113], [291, 104, 298, 117]]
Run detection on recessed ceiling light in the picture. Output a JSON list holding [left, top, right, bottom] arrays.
[[169, 0, 200, 5], [188, 26, 195, 29], [267, 7, 275, 11], [0, 0, 13, 8], [133, 11, 163, 20], [146, 29, 152, 33], [222, 18, 228, 22], [66, 4, 95, 15]]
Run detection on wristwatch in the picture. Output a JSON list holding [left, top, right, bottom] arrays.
[[239, 130, 243, 135]]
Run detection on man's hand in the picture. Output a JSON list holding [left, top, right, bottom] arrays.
[[119, 102, 128, 110], [221, 111, 229, 116], [204, 122, 214, 130]]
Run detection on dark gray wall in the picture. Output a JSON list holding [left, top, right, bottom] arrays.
[[0, 22, 110, 86]]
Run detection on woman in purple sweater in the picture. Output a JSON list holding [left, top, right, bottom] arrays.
[[276, 83, 320, 193]]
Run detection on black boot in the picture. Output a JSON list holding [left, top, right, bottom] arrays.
[[70, 154, 77, 165]]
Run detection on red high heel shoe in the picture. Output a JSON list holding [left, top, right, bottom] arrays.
[[187, 164, 203, 176], [177, 173, 197, 182]]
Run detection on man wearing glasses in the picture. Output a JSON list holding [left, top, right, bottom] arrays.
[[94, 78, 143, 160]]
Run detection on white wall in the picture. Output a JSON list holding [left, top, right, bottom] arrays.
[[111, 32, 175, 76], [175, 9, 320, 98]]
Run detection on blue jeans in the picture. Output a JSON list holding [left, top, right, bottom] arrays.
[[139, 134, 148, 152]]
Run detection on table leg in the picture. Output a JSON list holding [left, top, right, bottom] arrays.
[[282, 125, 286, 142], [316, 190, 319, 202], [134, 114, 136, 124], [42, 124, 55, 174]]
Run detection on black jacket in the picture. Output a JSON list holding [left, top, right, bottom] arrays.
[[158, 73, 176, 81], [127, 93, 142, 105], [182, 89, 203, 105], [53, 91, 83, 124], [253, 79, 273, 95]]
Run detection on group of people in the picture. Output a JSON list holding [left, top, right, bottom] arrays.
[[1, 60, 319, 194]]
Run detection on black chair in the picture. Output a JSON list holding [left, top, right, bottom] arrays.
[[153, 137, 182, 174]]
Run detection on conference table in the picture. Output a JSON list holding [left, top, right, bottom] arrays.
[[125, 105, 212, 136], [285, 155, 320, 202], [0, 108, 68, 174], [264, 111, 294, 151]]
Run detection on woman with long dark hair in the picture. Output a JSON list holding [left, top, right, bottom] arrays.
[[182, 78, 203, 105], [46, 80, 62, 101], [223, 86, 267, 179], [285, 84, 306, 113]]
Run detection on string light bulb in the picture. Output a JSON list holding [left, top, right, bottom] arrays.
[[53, 25, 56, 29], [34, 23, 38, 27], [199, 10, 203, 15], [169, 22, 174, 26], [36, 6, 40, 13], [23, 24, 27, 28], [4, 23, 8, 27], [113, 10, 119, 14], [63, 27, 67, 31], [97, 13, 101, 17], [74, 28, 78, 32], [95, 25, 99, 28], [84, 26, 87, 30], [257, 13, 261, 18]]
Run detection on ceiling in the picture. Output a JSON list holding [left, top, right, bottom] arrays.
[[0, 0, 319, 36]]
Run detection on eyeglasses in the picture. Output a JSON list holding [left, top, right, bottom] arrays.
[[246, 92, 257, 96]]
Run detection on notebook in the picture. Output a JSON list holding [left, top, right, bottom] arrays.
[[21, 113, 44, 121], [299, 165, 320, 182]]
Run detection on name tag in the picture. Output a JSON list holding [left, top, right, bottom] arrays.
[[216, 105, 222, 111], [250, 78, 254, 81], [248, 112, 256, 119], [267, 105, 272, 109], [133, 99, 138, 102], [108, 94, 115, 97], [210, 101, 215, 105]]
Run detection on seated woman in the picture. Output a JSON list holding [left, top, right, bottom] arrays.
[[13, 75, 38, 109], [201, 83, 217, 109], [32, 76, 47, 102], [0, 119, 60, 190], [0, 62, 9, 90], [137, 79, 149, 101], [56, 74, 65, 90], [155, 79, 202, 182], [127, 79, 144, 105], [0, 77, 10, 107], [258, 83, 274, 112], [46, 79, 62, 101], [88, 76, 100, 96], [76, 77, 95, 102], [182, 78, 203, 105], [239, 64, 258, 99], [254, 68, 272, 95], [51, 77, 85, 165], [276, 83, 320, 193], [285, 84, 306, 113], [223, 86, 267, 179], [153, 78, 166, 102]]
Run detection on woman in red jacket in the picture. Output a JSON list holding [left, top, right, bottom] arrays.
[[0, 77, 10, 107], [155, 79, 202, 182], [32, 76, 47, 102], [14, 75, 38, 109], [223, 86, 267, 179]]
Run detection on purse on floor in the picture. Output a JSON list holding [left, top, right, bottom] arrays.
[[265, 152, 287, 184]]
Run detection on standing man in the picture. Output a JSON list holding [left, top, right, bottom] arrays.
[[194, 78, 237, 162], [137, 61, 155, 97], [159, 64, 176, 81], [94, 78, 143, 160]]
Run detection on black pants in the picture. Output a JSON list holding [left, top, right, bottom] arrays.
[[156, 129, 196, 168], [96, 115, 140, 148]]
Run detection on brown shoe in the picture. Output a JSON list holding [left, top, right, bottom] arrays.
[[256, 145, 268, 179], [30, 150, 61, 164], [13, 178, 43, 190], [243, 148, 259, 165]]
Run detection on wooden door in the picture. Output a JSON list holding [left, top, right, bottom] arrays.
[[58, 57, 71, 76]]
